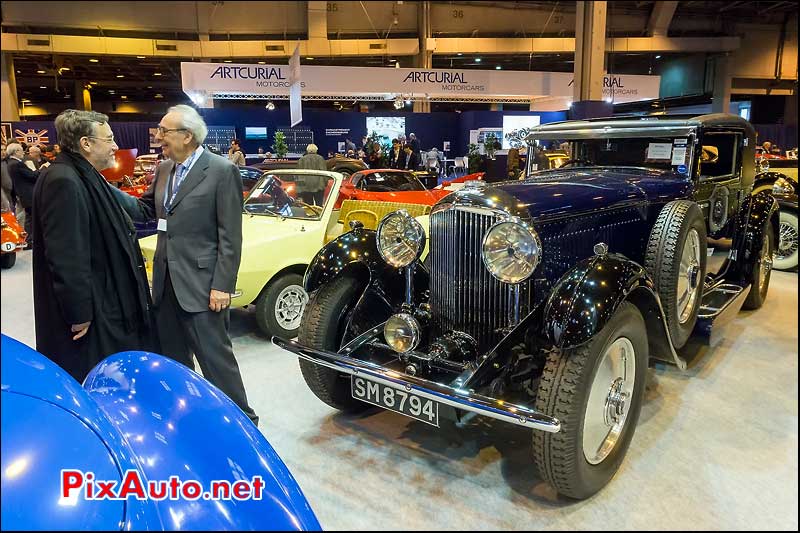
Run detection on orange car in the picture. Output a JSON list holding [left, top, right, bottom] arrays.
[[1, 210, 26, 269], [335, 169, 484, 209]]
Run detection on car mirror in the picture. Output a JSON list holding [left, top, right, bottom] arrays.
[[700, 146, 719, 163]]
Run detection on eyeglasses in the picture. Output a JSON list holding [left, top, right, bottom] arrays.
[[156, 126, 188, 135], [87, 136, 116, 144]]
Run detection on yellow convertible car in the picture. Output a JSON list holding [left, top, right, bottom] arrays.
[[140, 169, 345, 338]]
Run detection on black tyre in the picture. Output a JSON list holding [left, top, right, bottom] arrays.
[[742, 226, 774, 310], [298, 276, 370, 412], [532, 302, 648, 499], [255, 273, 308, 338], [0, 252, 16, 269], [645, 200, 707, 349]]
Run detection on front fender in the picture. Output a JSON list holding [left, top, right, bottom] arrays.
[[724, 191, 779, 286], [304, 228, 429, 307], [753, 172, 797, 193], [84, 352, 321, 531], [544, 253, 653, 349]]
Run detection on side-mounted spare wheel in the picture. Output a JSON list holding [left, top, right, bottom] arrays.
[[533, 302, 648, 499], [645, 200, 707, 350], [297, 275, 371, 413]]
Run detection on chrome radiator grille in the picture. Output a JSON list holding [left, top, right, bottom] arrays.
[[428, 207, 528, 351]]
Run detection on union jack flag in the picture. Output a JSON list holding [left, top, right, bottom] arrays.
[[15, 128, 50, 146]]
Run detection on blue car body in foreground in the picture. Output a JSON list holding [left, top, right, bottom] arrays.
[[0, 334, 321, 531]]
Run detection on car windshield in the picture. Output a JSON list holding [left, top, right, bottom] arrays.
[[528, 136, 693, 175], [244, 173, 333, 220], [354, 171, 426, 192]]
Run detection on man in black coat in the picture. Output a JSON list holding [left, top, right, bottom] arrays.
[[6, 142, 47, 246], [31, 110, 158, 382]]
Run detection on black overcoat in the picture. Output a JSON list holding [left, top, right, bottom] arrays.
[[31, 152, 158, 382]]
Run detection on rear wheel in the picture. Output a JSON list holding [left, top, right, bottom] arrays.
[[645, 200, 707, 349], [743, 227, 774, 310], [298, 276, 370, 412], [532, 302, 648, 499], [0, 252, 16, 269]]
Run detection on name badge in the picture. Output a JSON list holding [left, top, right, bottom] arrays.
[[157, 218, 168, 232]]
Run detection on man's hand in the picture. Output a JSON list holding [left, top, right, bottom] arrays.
[[71, 321, 91, 340], [209, 289, 231, 313]]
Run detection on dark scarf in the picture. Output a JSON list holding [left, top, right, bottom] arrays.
[[56, 151, 154, 337]]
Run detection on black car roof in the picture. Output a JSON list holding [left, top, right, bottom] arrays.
[[526, 113, 756, 141]]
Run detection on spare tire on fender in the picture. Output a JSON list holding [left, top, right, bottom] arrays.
[[645, 200, 707, 350]]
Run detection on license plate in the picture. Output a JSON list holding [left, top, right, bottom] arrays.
[[351, 376, 439, 427]]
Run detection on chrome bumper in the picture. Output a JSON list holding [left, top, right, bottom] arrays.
[[272, 336, 561, 433]]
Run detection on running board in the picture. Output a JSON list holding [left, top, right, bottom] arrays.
[[693, 283, 750, 345]]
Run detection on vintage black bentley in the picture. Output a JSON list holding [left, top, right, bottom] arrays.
[[274, 114, 778, 499]]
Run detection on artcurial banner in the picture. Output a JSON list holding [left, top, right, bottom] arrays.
[[181, 62, 659, 102]]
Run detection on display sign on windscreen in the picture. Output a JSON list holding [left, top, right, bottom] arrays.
[[245, 127, 268, 140]]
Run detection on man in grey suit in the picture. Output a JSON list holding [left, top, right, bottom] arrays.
[[113, 105, 258, 425]]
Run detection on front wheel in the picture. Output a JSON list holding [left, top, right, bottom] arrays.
[[255, 273, 308, 338], [0, 252, 16, 269], [773, 210, 798, 271], [298, 276, 370, 413], [532, 302, 648, 499]]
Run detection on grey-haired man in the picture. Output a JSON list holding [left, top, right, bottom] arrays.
[[112, 105, 258, 425]]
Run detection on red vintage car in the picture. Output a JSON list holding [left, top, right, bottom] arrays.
[[1, 210, 26, 269], [334, 169, 484, 209], [101, 149, 149, 197]]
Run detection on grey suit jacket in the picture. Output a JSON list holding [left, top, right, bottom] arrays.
[[114, 149, 243, 312]]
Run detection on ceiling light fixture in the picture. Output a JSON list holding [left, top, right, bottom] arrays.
[[155, 94, 163, 98], [137, 56, 146, 59], [116, 74, 124, 78], [37, 70, 46, 74], [90, 81, 98, 85], [89, 58, 99, 63], [258, 61, 266, 64], [655, 55, 662, 59], [223, 60, 232, 63], [305, 57, 314, 60], [475, 58, 482, 62], [153, 72, 162, 76], [59, 67, 70, 72], [495, 65, 502, 70], [265, 102, 276, 110], [39, 86, 46, 89], [121, 95, 128, 99]]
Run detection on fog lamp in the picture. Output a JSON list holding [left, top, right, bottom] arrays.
[[383, 313, 421, 353]]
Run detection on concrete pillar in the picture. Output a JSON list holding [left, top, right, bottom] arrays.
[[571, 1, 612, 119], [711, 54, 731, 114], [1, 53, 20, 121], [414, 0, 432, 113]]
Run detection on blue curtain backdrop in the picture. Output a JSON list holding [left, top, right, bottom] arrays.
[[11, 109, 569, 158]]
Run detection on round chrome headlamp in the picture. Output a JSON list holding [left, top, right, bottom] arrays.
[[384, 313, 421, 353], [482, 219, 542, 284], [377, 210, 425, 268]]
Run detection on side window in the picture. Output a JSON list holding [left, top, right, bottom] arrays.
[[698, 132, 740, 180]]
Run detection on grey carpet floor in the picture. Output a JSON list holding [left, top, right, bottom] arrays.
[[2, 250, 797, 530]]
